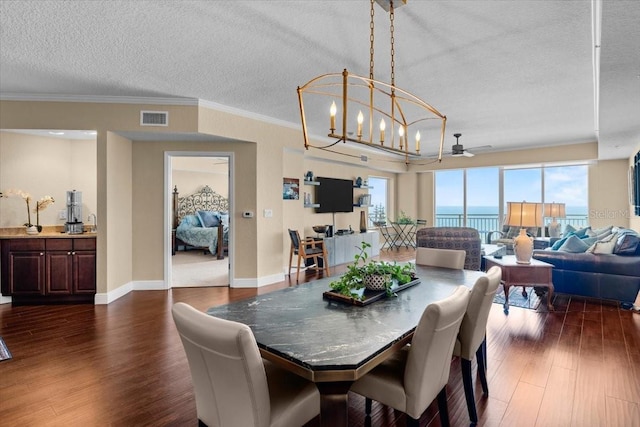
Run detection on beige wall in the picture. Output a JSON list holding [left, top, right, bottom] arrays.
[[0, 131, 96, 227], [0, 98, 635, 298], [132, 139, 254, 280], [588, 159, 631, 229], [172, 156, 229, 199], [104, 132, 133, 293]]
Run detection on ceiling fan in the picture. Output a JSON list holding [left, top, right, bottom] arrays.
[[448, 133, 491, 158]]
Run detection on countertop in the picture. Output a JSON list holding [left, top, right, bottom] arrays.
[[0, 226, 97, 239]]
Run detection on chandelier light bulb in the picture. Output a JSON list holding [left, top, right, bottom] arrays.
[[379, 119, 386, 143], [357, 111, 364, 138], [330, 101, 337, 132], [415, 131, 421, 152], [398, 125, 405, 149]]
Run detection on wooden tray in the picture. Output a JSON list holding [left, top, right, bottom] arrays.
[[323, 278, 421, 306]]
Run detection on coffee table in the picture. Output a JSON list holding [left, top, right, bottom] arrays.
[[484, 255, 554, 314]]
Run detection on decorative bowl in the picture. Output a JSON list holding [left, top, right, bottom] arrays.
[[312, 225, 328, 234], [364, 274, 391, 291]]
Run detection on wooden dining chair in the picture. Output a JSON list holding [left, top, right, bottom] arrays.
[[415, 247, 466, 269], [453, 265, 502, 424], [350, 286, 471, 427], [288, 229, 330, 282], [171, 302, 320, 427]]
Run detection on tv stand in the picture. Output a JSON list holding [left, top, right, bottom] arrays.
[[322, 231, 379, 267]]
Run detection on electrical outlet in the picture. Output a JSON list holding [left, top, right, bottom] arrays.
[[58, 210, 67, 220], [263, 209, 273, 218]]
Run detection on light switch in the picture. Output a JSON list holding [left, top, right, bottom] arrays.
[[263, 209, 273, 218], [58, 210, 67, 220]]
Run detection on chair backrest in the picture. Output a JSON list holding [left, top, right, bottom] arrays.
[[288, 229, 301, 251], [416, 227, 482, 270], [404, 286, 471, 418], [172, 302, 271, 427], [456, 266, 502, 360], [415, 247, 466, 269]]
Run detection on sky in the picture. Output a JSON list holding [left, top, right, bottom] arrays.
[[435, 165, 588, 210]]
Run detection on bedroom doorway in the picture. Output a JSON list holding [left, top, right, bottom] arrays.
[[167, 153, 232, 288]]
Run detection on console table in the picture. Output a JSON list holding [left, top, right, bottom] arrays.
[[319, 231, 379, 267]]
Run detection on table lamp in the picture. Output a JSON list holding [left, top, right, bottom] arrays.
[[505, 201, 544, 264], [544, 202, 566, 238]]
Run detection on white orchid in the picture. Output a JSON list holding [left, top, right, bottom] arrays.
[[1, 189, 54, 228]]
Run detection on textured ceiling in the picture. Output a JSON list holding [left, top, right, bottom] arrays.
[[1, 1, 638, 160]]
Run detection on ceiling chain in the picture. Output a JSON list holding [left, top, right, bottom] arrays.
[[369, 0, 375, 80], [390, 0, 395, 88]]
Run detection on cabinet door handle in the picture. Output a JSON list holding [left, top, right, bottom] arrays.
[[72, 251, 76, 255], [68, 252, 72, 255], [40, 252, 44, 256]]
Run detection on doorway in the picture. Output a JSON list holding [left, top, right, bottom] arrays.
[[165, 152, 233, 288]]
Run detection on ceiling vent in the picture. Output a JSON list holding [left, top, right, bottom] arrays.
[[140, 110, 168, 126]]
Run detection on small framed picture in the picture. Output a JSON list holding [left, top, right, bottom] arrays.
[[283, 178, 300, 200]]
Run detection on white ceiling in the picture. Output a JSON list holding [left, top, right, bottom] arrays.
[[0, 1, 638, 160]]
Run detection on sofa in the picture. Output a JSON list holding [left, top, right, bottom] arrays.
[[416, 227, 482, 270], [532, 225, 640, 304]]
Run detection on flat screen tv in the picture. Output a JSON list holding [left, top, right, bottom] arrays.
[[316, 177, 354, 213]]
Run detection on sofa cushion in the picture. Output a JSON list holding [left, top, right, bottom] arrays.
[[533, 250, 640, 277], [558, 235, 590, 253]]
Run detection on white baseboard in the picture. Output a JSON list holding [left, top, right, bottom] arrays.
[[95, 280, 167, 304], [0, 294, 12, 305], [232, 272, 285, 288]]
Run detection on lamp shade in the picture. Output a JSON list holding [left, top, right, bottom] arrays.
[[505, 202, 544, 228], [544, 202, 566, 218]]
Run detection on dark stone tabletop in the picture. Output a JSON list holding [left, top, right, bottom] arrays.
[[207, 265, 485, 372]]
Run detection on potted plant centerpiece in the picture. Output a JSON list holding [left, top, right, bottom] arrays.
[[329, 241, 415, 301]]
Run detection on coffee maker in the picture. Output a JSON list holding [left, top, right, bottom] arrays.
[[65, 190, 84, 234]]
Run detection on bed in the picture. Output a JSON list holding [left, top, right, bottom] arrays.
[[172, 185, 229, 259]]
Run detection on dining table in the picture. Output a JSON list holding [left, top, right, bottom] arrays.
[[206, 265, 487, 427]]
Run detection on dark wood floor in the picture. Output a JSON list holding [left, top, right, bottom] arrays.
[[1, 248, 639, 426]]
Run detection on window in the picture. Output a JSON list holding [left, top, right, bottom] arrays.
[[435, 170, 464, 227], [435, 165, 589, 240], [368, 177, 388, 227]]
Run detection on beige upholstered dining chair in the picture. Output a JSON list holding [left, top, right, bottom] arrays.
[[350, 286, 471, 427], [171, 302, 320, 427], [415, 247, 466, 269], [453, 266, 502, 424]]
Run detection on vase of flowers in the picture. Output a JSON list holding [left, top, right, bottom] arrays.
[[1, 190, 55, 234]]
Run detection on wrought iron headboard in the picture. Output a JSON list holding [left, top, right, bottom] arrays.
[[173, 185, 229, 228]]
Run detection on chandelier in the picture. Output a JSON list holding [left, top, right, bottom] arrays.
[[297, 0, 447, 164]]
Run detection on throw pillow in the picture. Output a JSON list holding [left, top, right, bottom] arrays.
[[563, 224, 577, 236], [197, 210, 221, 228], [551, 232, 574, 250], [573, 226, 591, 238], [591, 236, 617, 255], [614, 234, 640, 255], [558, 235, 590, 253]]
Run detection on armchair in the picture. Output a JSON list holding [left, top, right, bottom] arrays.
[[416, 227, 482, 270]]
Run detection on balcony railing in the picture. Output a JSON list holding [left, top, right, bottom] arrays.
[[435, 213, 589, 243]]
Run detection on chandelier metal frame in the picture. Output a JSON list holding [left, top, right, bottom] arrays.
[[297, 0, 447, 164]]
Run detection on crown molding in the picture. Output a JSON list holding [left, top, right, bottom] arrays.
[[197, 98, 299, 131], [0, 93, 199, 106]]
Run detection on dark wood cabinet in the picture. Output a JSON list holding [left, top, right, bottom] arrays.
[[1, 237, 96, 304]]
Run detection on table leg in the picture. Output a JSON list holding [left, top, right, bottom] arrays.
[[546, 285, 555, 311], [503, 282, 510, 314], [316, 381, 353, 427]]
